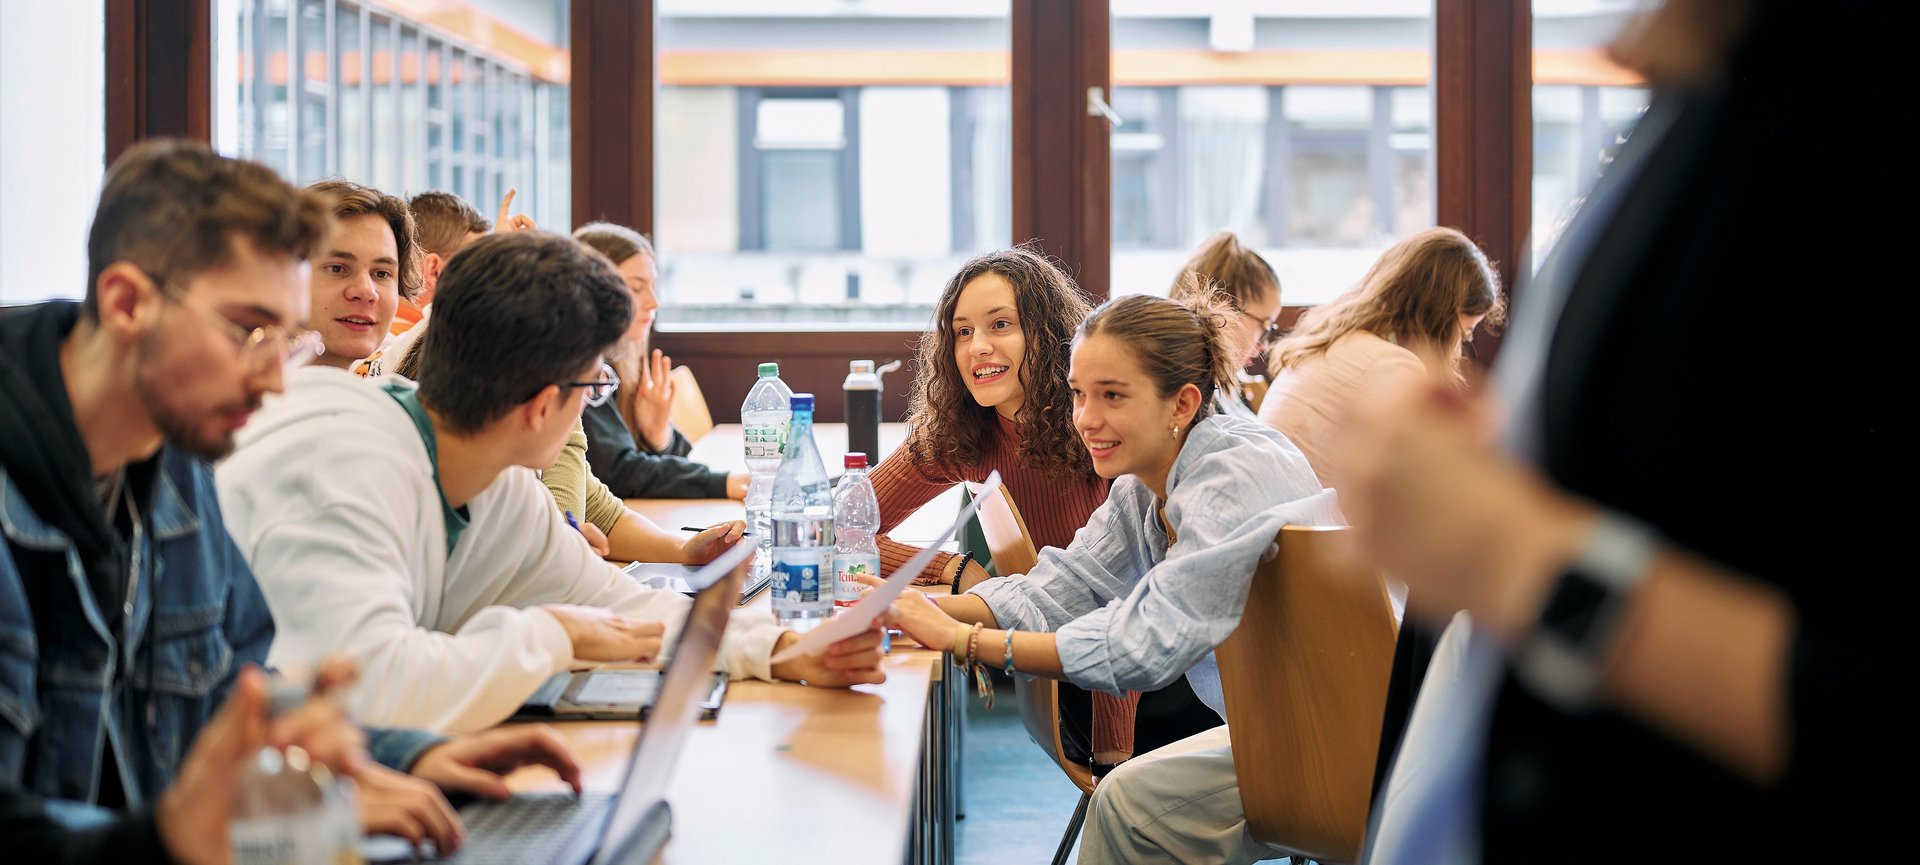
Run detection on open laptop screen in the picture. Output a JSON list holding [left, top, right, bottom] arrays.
[[591, 541, 751, 863]]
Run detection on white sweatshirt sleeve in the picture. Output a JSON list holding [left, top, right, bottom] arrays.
[[239, 490, 576, 735], [488, 469, 784, 683]]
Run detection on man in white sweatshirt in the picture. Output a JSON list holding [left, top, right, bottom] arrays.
[[216, 231, 886, 733]]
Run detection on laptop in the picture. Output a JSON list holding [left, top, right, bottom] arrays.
[[392, 541, 751, 864], [621, 560, 771, 607]]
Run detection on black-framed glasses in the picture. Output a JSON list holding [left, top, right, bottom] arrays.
[[559, 362, 621, 407], [143, 268, 325, 375], [1237, 309, 1283, 349]]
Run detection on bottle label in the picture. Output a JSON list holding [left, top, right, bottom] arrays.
[[744, 423, 786, 461], [232, 813, 356, 865], [833, 553, 881, 606], [772, 548, 833, 610]]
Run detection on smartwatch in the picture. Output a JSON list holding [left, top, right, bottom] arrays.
[[1513, 511, 1657, 709]]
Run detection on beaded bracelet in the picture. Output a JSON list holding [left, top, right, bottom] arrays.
[[966, 623, 993, 709]]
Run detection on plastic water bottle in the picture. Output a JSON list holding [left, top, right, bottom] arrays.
[[741, 362, 792, 582], [832, 452, 881, 608], [230, 682, 361, 864], [770, 394, 834, 630]]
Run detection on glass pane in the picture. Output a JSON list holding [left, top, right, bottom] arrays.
[[296, 0, 328, 182], [213, 1, 569, 228], [1531, 0, 1651, 267], [761, 150, 844, 251], [1, 1, 105, 303], [335, 3, 365, 184], [657, 4, 1012, 326], [369, 13, 397, 190], [1112, 3, 1435, 307]]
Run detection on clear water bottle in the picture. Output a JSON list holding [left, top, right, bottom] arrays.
[[230, 683, 361, 864], [832, 452, 881, 608], [770, 394, 834, 631], [829, 454, 879, 609], [741, 362, 793, 582]]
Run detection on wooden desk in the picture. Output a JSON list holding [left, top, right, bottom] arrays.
[[607, 421, 969, 863], [503, 591, 958, 864]]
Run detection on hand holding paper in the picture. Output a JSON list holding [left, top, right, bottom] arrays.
[[770, 472, 1003, 664]]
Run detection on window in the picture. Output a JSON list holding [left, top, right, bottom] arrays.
[[655, 3, 1011, 327], [1110, 4, 1435, 306], [212, 0, 570, 230], [0, 2, 105, 303], [1531, 0, 1650, 267]]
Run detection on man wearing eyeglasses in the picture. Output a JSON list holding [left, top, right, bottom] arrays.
[[0, 141, 594, 860], [216, 231, 891, 735]]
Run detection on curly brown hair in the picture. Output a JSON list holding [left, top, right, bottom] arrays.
[[901, 248, 1096, 480]]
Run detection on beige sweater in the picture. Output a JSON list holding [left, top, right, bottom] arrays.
[[1258, 331, 1428, 489], [542, 418, 627, 535]]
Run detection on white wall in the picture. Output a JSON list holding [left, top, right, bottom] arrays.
[[0, 1, 105, 304]]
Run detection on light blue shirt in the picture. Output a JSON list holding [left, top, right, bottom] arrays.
[[970, 414, 1339, 718]]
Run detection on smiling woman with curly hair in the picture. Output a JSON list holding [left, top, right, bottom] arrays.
[[878, 247, 1101, 588]]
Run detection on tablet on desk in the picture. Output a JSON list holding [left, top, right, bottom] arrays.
[[511, 668, 729, 722], [621, 560, 769, 607]]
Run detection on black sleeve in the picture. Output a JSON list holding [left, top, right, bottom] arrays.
[[581, 402, 728, 499], [645, 426, 694, 458], [1, 787, 176, 865]]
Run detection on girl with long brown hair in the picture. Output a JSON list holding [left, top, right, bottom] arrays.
[[1257, 226, 1505, 487], [571, 222, 746, 500]]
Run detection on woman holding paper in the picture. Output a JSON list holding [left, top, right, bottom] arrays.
[[876, 293, 1335, 865]]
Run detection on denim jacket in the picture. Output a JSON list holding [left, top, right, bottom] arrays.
[[1, 450, 440, 823]]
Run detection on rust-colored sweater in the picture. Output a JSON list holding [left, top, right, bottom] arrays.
[[872, 414, 1144, 761]]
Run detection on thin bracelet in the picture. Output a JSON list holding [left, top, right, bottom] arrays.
[[968, 623, 994, 709], [1002, 629, 1016, 676], [949, 552, 974, 595]]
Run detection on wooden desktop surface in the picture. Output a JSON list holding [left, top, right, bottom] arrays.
[[510, 422, 959, 862]]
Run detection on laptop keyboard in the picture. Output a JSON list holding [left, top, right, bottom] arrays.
[[573, 670, 660, 706], [443, 792, 613, 864]]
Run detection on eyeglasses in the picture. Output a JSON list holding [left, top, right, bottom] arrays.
[[1237, 309, 1284, 349], [558, 362, 622, 407], [145, 269, 325, 376]]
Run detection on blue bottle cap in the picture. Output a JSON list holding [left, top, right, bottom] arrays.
[[790, 393, 814, 411]]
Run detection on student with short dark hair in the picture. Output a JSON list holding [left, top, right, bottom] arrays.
[[218, 231, 888, 734]]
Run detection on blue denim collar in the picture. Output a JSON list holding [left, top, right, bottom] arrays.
[[1, 457, 201, 549]]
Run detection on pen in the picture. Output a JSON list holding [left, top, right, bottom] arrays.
[[565, 511, 580, 532], [680, 525, 753, 536]]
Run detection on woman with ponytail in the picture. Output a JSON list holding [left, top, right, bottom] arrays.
[[877, 293, 1337, 865]]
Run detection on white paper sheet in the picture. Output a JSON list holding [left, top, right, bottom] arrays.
[[769, 471, 1003, 663]]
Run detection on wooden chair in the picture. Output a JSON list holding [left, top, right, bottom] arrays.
[[667, 365, 715, 443], [1238, 370, 1271, 415], [1215, 525, 1399, 864], [968, 483, 1092, 865]]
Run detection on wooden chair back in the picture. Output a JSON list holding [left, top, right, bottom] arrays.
[[668, 365, 715, 443], [1216, 525, 1398, 864]]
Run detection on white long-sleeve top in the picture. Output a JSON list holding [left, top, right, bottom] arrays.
[[216, 367, 781, 734]]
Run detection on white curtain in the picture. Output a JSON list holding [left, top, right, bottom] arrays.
[[1177, 86, 1268, 249]]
